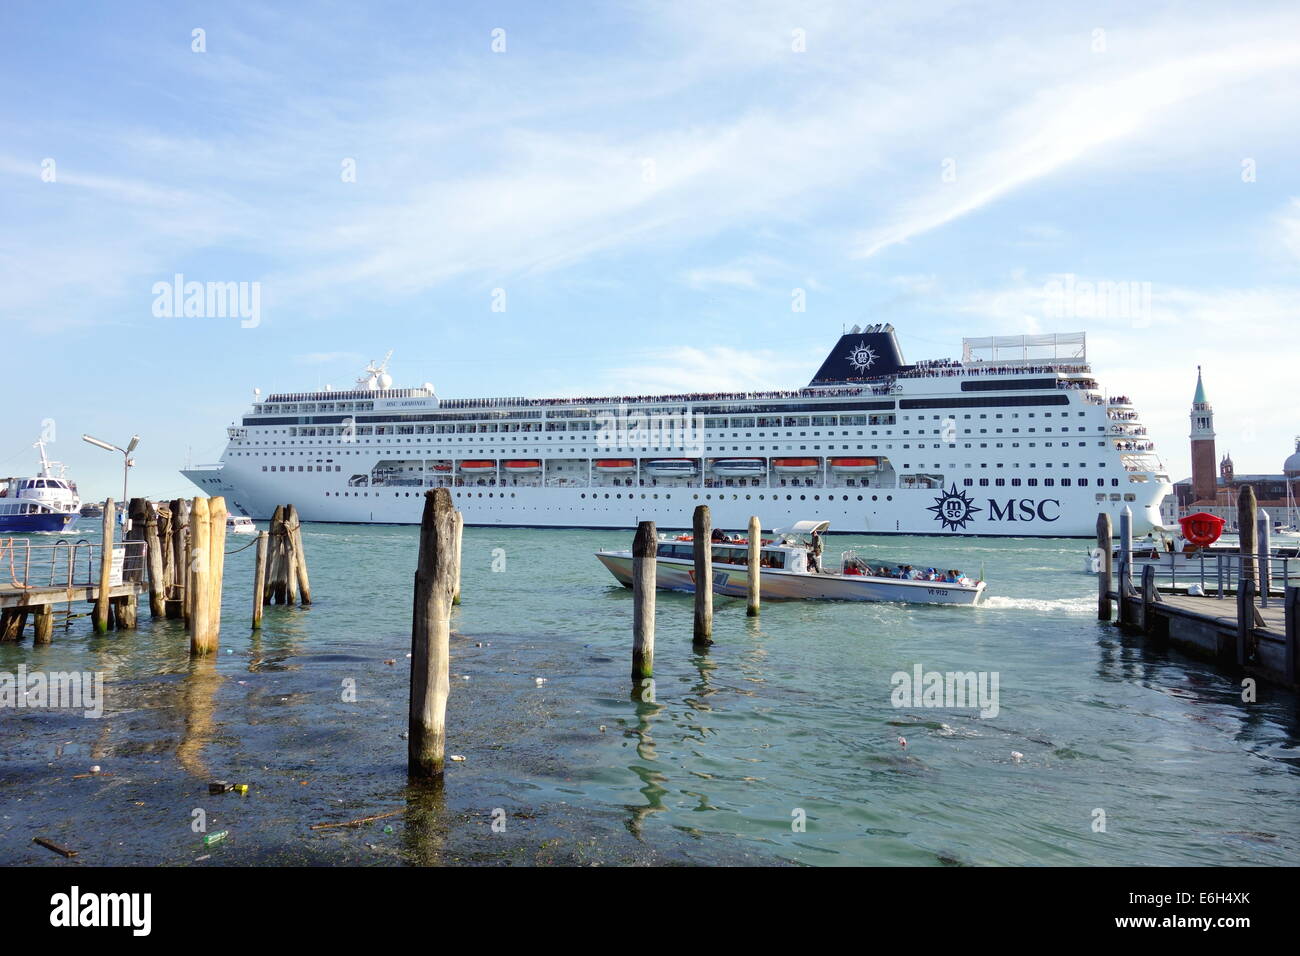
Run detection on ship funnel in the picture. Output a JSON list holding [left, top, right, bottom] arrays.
[[808, 328, 910, 385]]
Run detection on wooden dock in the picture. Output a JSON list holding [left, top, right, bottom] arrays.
[[1100, 495, 1300, 688], [0, 496, 310, 651]]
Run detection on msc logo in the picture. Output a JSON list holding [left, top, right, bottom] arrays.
[[988, 498, 1060, 522], [928, 487, 1062, 530], [928, 485, 982, 531]]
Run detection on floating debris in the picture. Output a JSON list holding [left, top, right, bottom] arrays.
[[33, 837, 77, 858]]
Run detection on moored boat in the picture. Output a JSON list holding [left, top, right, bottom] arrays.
[[596, 519, 985, 605], [0, 440, 81, 534]]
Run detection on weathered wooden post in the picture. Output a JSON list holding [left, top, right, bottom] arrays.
[[252, 531, 268, 629], [189, 497, 213, 656], [207, 496, 228, 641], [1257, 508, 1271, 608], [1239, 485, 1257, 592], [93, 499, 114, 634], [32, 604, 54, 644], [632, 521, 656, 679], [143, 501, 166, 619], [283, 506, 300, 606], [268, 505, 287, 604], [170, 498, 190, 619], [451, 510, 464, 606], [692, 505, 713, 646], [746, 515, 761, 617], [1097, 512, 1113, 621], [409, 489, 457, 781], [286, 504, 311, 604]]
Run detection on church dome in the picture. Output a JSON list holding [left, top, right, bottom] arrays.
[[1284, 438, 1300, 475]]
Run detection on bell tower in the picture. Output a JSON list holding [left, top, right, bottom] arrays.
[[1189, 366, 1217, 503]]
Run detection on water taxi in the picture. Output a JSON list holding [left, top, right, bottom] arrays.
[[226, 514, 257, 535], [596, 520, 986, 605], [0, 440, 81, 534]]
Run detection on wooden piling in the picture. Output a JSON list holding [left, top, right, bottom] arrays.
[[93, 499, 114, 634], [144, 500, 166, 619], [286, 504, 311, 604], [409, 489, 457, 781], [692, 505, 713, 646], [746, 515, 761, 617], [33, 604, 53, 644], [0, 608, 26, 642], [268, 505, 287, 604], [189, 497, 213, 656], [1239, 485, 1257, 588], [451, 510, 463, 606], [283, 509, 300, 607], [170, 498, 190, 619], [252, 531, 268, 629], [1096, 512, 1113, 621], [632, 520, 656, 679], [207, 496, 228, 642]]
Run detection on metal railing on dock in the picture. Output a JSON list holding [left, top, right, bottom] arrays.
[[0, 537, 146, 592]]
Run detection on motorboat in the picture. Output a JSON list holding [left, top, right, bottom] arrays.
[[596, 519, 986, 605]]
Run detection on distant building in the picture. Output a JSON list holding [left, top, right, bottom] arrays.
[[1161, 368, 1299, 530]]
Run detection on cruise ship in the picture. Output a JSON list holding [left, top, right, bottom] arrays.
[[181, 328, 1172, 537]]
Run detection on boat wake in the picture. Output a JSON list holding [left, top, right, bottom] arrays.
[[979, 595, 1094, 615]]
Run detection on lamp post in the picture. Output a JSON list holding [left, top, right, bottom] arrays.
[[83, 434, 140, 528]]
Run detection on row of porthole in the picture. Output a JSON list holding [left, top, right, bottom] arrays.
[[572, 492, 892, 502], [328, 490, 896, 503]]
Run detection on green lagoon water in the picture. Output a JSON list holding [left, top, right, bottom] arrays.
[[2, 522, 1297, 866]]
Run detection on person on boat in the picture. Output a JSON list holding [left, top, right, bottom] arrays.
[[809, 530, 824, 572], [711, 528, 726, 543]]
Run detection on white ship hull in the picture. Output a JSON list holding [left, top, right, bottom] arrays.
[[183, 464, 1164, 536], [183, 329, 1172, 538]]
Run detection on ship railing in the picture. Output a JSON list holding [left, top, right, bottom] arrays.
[[0, 538, 148, 592]]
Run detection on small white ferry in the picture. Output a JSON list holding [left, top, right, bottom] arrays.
[[226, 514, 257, 535], [0, 440, 81, 534], [596, 520, 986, 605]]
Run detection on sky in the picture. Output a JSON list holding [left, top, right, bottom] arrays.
[[2, 0, 1299, 501]]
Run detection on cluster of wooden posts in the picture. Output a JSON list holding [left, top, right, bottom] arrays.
[[406, 496, 747, 781], [631, 505, 760, 680], [253, 504, 312, 628], [0, 496, 310, 656]]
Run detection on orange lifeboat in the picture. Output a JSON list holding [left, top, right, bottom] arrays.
[[829, 457, 879, 473], [459, 460, 497, 473], [772, 457, 820, 474], [594, 459, 636, 473], [503, 460, 542, 473], [430, 463, 452, 472]]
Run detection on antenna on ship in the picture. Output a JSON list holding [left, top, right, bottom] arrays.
[[33, 437, 53, 477], [357, 350, 395, 390]]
